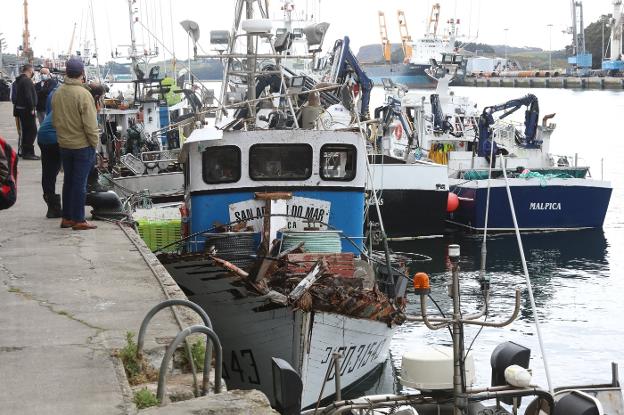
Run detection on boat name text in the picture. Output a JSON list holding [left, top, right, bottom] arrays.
[[529, 202, 562, 210]]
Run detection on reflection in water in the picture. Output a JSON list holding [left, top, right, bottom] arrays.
[[387, 225, 622, 391]]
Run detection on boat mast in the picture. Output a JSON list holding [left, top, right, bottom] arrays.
[[246, 0, 257, 120], [89, 0, 102, 81], [127, 0, 139, 78]]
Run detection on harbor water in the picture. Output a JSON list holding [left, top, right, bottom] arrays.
[[382, 86, 624, 392]]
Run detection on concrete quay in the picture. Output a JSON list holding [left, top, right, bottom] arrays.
[[457, 75, 624, 89], [0, 102, 275, 414]]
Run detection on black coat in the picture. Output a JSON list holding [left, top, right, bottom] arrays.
[[35, 78, 58, 112], [13, 74, 37, 112]]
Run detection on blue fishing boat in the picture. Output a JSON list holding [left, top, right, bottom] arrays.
[[157, 0, 407, 408]]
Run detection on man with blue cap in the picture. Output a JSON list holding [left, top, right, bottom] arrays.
[[51, 57, 99, 230]]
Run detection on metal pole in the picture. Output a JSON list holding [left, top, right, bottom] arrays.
[[504, 28, 509, 61], [332, 352, 342, 402], [602, 18, 605, 61], [89, 0, 102, 81], [246, 0, 257, 120], [547, 24, 553, 70], [0, 34, 4, 75], [127, 0, 138, 78], [448, 244, 465, 415]]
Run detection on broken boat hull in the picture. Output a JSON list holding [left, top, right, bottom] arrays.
[[160, 261, 394, 408]]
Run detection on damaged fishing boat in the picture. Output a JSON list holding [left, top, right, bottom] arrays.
[[157, 0, 407, 408]]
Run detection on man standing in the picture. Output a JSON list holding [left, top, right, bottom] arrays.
[[52, 57, 98, 230], [13, 64, 39, 160], [35, 67, 57, 125]]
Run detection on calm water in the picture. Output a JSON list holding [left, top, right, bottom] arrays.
[[379, 86, 624, 392]]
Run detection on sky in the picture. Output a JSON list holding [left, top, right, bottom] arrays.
[[0, 0, 615, 64]]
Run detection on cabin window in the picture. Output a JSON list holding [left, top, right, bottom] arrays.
[[249, 144, 312, 180], [202, 146, 241, 184], [320, 144, 357, 181]]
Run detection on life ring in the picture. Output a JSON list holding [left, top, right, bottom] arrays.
[[394, 123, 403, 140]]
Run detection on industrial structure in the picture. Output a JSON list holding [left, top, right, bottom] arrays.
[[602, 0, 624, 72], [567, 0, 592, 75]]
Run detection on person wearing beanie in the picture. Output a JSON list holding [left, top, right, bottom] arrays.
[[51, 57, 99, 230]]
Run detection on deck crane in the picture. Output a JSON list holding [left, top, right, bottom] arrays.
[[602, 0, 624, 73], [477, 94, 540, 159], [427, 3, 441, 37], [378, 11, 392, 63], [397, 10, 413, 62], [567, 0, 592, 75]]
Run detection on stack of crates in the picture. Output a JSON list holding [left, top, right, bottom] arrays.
[[133, 207, 182, 252]]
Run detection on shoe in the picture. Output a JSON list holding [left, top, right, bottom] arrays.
[[22, 154, 41, 160], [43, 194, 62, 218], [60, 218, 76, 228], [72, 221, 98, 230]]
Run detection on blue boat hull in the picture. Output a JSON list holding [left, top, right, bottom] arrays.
[[449, 180, 612, 231]]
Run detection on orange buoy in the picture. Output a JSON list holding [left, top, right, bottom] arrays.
[[447, 192, 459, 212]]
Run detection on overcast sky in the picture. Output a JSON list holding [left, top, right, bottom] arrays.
[[0, 0, 614, 63]]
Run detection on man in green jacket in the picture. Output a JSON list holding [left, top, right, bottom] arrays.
[[52, 57, 98, 230]]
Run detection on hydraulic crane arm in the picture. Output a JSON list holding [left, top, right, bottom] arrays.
[[330, 37, 374, 118], [478, 94, 540, 155]]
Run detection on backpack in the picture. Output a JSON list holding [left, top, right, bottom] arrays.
[[0, 136, 18, 210]]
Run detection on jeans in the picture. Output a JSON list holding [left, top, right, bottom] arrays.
[[16, 109, 37, 156], [39, 143, 62, 196], [60, 146, 95, 222]]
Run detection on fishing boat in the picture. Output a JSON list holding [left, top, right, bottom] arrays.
[[375, 54, 612, 232], [95, 0, 212, 204], [246, 1, 451, 240], [364, 5, 462, 89], [156, 0, 407, 407]]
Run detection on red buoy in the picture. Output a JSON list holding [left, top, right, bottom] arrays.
[[447, 192, 459, 212]]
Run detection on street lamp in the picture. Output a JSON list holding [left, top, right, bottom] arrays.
[[504, 28, 509, 62], [547, 24, 553, 70]]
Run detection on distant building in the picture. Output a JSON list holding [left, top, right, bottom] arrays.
[[465, 57, 508, 75]]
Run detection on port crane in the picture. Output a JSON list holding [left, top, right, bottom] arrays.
[[567, 0, 592, 75], [378, 11, 392, 64], [602, 0, 624, 72], [397, 10, 413, 62], [427, 3, 441, 38], [21, 0, 33, 63]]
